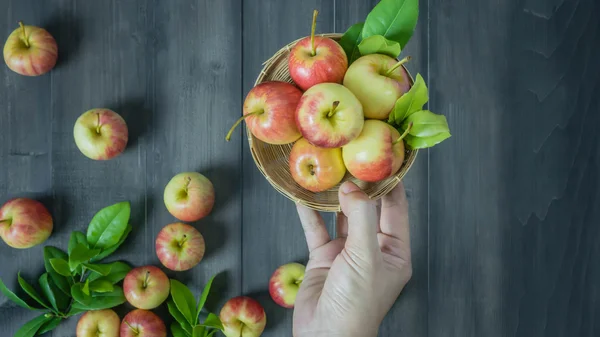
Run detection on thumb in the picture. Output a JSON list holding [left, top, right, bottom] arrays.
[[338, 181, 379, 258]]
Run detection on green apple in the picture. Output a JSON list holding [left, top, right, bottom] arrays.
[[343, 54, 412, 120]]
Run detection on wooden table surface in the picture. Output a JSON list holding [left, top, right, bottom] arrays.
[[1, 0, 599, 336]]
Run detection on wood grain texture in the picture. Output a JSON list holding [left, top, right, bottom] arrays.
[[428, 0, 600, 336]]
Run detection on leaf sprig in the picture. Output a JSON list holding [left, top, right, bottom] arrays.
[[168, 276, 224, 337], [0, 201, 133, 337]]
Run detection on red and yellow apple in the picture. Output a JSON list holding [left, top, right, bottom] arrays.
[[76, 309, 120, 337], [343, 54, 412, 120], [289, 137, 346, 193], [269, 262, 305, 308], [219, 296, 267, 337], [342, 120, 408, 182], [3, 21, 57, 76], [155, 222, 205, 271], [0, 198, 53, 249], [288, 10, 348, 91], [120, 309, 167, 337], [226, 81, 302, 145], [295, 83, 363, 148], [163, 172, 214, 222], [73, 108, 129, 160], [123, 266, 170, 310]]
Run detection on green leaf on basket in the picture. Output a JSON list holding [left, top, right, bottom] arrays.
[[86, 201, 131, 250], [49, 258, 71, 277], [0, 277, 41, 310], [404, 131, 451, 149], [358, 35, 401, 58], [401, 110, 451, 138], [195, 274, 217, 324], [171, 323, 189, 337], [13, 313, 53, 337], [88, 261, 131, 284], [18, 272, 51, 311], [362, 0, 419, 49], [37, 273, 59, 312], [37, 316, 63, 335], [170, 279, 197, 325], [68, 243, 100, 272], [90, 223, 132, 263], [339, 22, 364, 64], [168, 300, 193, 335], [389, 73, 428, 125]]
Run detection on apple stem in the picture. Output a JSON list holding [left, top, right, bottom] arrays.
[[184, 176, 192, 192], [310, 9, 319, 56], [327, 101, 340, 118], [226, 111, 263, 141], [179, 234, 188, 247], [393, 122, 413, 145], [308, 164, 315, 176], [386, 56, 412, 76], [124, 321, 139, 334], [18, 21, 29, 48], [143, 271, 150, 289], [95, 112, 102, 134], [0, 219, 11, 226]]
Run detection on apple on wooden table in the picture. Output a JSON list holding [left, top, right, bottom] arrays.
[[289, 137, 346, 193], [219, 296, 267, 337], [295, 82, 364, 148], [226, 81, 302, 145], [155, 222, 205, 271], [3, 21, 57, 76], [0, 198, 53, 249], [343, 54, 412, 120], [164, 172, 214, 222], [120, 309, 167, 337], [269, 262, 305, 308], [123, 265, 170, 310], [288, 10, 348, 91], [342, 119, 410, 182], [76, 309, 120, 337], [73, 108, 129, 160]]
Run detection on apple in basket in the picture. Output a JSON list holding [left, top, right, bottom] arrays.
[[288, 10, 348, 91], [226, 81, 302, 145], [289, 137, 346, 193]]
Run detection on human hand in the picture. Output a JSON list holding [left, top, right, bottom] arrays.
[[293, 181, 413, 337]]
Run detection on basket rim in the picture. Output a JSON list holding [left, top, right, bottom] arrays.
[[245, 32, 419, 212]]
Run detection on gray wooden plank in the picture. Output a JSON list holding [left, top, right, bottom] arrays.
[[335, 1, 430, 336], [428, 0, 600, 336], [241, 1, 336, 336]]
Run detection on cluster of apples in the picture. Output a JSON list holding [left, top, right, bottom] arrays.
[[228, 10, 415, 193]]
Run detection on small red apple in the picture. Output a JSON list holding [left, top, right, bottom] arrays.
[[3, 21, 57, 76], [289, 137, 346, 193], [73, 108, 129, 160], [76, 309, 120, 337], [288, 10, 348, 91], [120, 309, 167, 337], [123, 266, 170, 310], [342, 120, 409, 182], [155, 222, 205, 271], [163, 172, 215, 222], [226, 81, 302, 145], [219, 296, 267, 337], [269, 262, 305, 308], [0, 198, 53, 249]]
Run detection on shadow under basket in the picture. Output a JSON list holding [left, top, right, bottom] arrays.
[[246, 33, 418, 212]]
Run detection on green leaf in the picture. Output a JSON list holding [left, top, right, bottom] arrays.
[[358, 35, 401, 58], [362, 0, 419, 49], [71, 283, 92, 306], [171, 323, 190, 337], [37, 316, 63, 335], [404, 131, 451, 149], [72, 286, 126, 310], [170, 279, 197, 325], [339, 22, 364, 64], [82, 279, 90, 296], [45, 274, 70, 312], [87, 261, 131, 283], [13, 313, 53, 337], [90, 223, 132, 263], [206, 330, 218, 337], [68, 243, 100, 272], [192, 325, 206, 337], [83, 263, 112, 276], [0, 277, 41, 310], [86, 201, 131, 249], [89, 279, 114, 293], [402, 110, 451, 138], [18, 273, 51, 311], [199, 313, 224, 331], [389, 73, 428, 125], [195, 275, 216, 323], [47, 271, 71, 298], [43, 247, 67, 273], [168, 300, 193, 335], [38, 274, 59, 312], [49, 258, 71, 277], [68, 231, 88, 255], [67, 306, 86, 317]]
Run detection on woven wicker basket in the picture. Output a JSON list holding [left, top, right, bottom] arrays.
[[247, 33, 418, 212]]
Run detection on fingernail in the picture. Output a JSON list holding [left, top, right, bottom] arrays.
[[340, 182, 360, 195]]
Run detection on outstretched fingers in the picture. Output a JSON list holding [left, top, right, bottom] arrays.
[[296, 203, 331, 253]]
